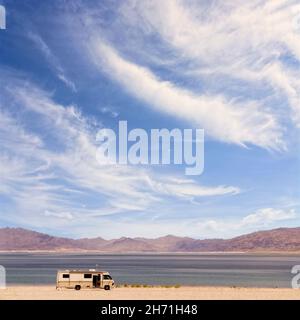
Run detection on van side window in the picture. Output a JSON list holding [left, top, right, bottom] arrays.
[[84, 274, 92, 278], [103, 275, 112, 280], [62, 274, 69, 278]]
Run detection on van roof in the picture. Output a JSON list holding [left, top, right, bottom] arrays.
[[58, 269, 109, 274]]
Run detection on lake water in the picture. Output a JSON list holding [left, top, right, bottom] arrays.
[[0, 253, 299, 288]]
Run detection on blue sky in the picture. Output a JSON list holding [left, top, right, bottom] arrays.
[[0, 0, 300, 239]]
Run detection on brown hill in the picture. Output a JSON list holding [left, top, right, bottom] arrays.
[[100, 237, 154, 252], [0, 227, 300, 252], [0, 227, 77, 250], [226, 227, 300, 251]]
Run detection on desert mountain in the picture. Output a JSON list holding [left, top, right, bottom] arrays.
[[0, 227, 299, 252]]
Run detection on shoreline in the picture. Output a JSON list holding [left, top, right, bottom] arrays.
[[1, 251, 300, 255], [1, 285, 300, 300]]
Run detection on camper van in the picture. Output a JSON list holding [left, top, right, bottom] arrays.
[[56, 269, 115, 290]]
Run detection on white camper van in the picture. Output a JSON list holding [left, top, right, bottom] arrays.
[[56, 269, 115, 290]]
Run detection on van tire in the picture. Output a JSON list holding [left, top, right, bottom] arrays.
[[75, 285, 81, 290], [104, 285, 110, 291]]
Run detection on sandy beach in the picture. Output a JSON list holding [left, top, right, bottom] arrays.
[[0, 286, 300, 300]]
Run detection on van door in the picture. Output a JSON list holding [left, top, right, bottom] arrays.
[[92, 275, 98, 288]]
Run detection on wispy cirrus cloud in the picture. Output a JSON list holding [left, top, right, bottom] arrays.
[[1, 1, 299, 238], [44, 210, 74, 220], [86, 40, 283, 150], [191, 207, 297, 238], [118, 0, 300, 128], [59, 0, 295, 150], [28, 32, 77, 92], [0, 70, 240, 231], [61, 0, 300, 151], [63, 207, 298, 239], [242, 207, 297, 225]]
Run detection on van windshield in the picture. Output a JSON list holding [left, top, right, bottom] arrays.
[[103, 275, 112, 280]]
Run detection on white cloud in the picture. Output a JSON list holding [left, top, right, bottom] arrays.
[[241, 207, 296, 225], [61, 207, 298, 239], [192, 207, 297, 238], [28, 32, 77, 92], [86, 40, 283, 150], [2, 2, 298, 238], [119, 0, 300, 128], [44, 210, 74, 220], [0, 108, 43, 150], [0, 74, 240, 229], [100, 107, 119, 118], [146, 177, 240, 199]]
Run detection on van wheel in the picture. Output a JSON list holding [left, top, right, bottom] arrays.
[[104, 285, 110, 291], [75, 285, 81, 290]]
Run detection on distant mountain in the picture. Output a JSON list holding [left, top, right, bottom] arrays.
[[0, 228, 77, 251], [226, 228, 300, 251], [0, 227, 300, 252]]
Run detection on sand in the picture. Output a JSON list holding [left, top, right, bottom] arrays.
[[0, 285, 300, 300]]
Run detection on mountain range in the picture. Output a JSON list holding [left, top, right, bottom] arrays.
[[0, 227, 300, 252]]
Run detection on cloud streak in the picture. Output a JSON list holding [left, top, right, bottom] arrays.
[[63, 207, 298, 239], [28, 32, 77, 92], [0, 71, 240, 230], [1, 1, 299, 238], [119, 0, 300, 129], [87, 40, 283, 150], [193, 208, 297, 237]]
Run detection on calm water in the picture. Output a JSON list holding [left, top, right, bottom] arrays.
[[0, 253, 299, 288]]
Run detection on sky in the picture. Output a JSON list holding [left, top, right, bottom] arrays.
[[0, 0, 300, 239]]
